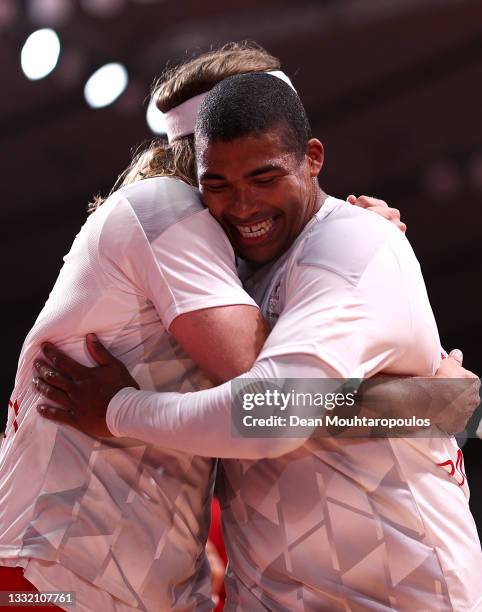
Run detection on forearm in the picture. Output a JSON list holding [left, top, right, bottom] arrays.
[[106, 353, 333, 458], [345, 375, 432, 435], [356, 375, 431, 418], [106, 359, 304, 459], [355, 373, 480, 435]]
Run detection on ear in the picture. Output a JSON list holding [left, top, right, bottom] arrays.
[[306, 139, 324, 178]]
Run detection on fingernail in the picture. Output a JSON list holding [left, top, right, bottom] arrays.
[[449, 349, 463, 364], [39, 405, 54, 415]]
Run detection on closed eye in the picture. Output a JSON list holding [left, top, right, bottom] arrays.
[[202, 183, 228, 193], [254, 176, 279, 186]]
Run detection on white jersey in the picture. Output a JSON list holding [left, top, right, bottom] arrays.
[[219, 197, 482, 611], [0, 177, 257, 611], [107, 197, 482, 611]]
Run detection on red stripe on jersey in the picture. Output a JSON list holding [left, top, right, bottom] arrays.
[[8, 400, 19, 433], [437, 449, 467, 487], [437, 459, 455, 476], [455, 449, 466, 487]]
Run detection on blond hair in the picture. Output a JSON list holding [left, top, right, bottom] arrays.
[[89, 41, 279, 211]]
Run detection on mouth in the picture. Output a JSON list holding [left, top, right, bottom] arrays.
[[232, 216, 279, 246]]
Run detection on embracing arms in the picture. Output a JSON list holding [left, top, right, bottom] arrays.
[[33, 246, 480, 457]]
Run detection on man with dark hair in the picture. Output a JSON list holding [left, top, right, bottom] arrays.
[[195, 73, 319, 266], [34, 72, 482, 610], [197, 72, 311, 160]]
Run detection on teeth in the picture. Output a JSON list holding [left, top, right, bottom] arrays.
[[236, 218, 274, 239]]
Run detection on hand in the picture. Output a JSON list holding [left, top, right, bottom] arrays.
[[33, 334, 139, 438], [205, 539, 225, 607], [347, 194, 407, 233], [433, 349, 481, 434], [350, 350, 480, 437]]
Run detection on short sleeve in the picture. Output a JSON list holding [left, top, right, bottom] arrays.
[[257, 242, 413, 379], [98, 190, 257, 330], [147, 208, 258, 328]]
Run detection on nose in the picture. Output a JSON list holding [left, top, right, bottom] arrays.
[[227, 185, 258, 220]]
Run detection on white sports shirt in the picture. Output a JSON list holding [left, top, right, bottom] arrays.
[[107, 197, 482, 611], [0, 177, 258, 611]]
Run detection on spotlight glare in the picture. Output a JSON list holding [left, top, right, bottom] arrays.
[[146, 99, 167, 135], [20, 28, 61, 80], [84, 63, 128, 108]]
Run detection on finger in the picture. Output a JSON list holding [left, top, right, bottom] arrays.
[[37, 404, 75, 426], [448, 349, 463, 365], [206, 539, 225, 597], [210, 559, 225, 601], [351, 197, 371, 209], [467, 379, 481, 408], [398, 222, 407, 234], [42, 343, 87, 378], [387, 207, 401, 220], [34, 359, 73, 393], [86, 334, 117, 366], [356, 196, 388, 209], [33, 377, 73, 409], [346, 194, 357, 204], [365, 206, 390, 220]]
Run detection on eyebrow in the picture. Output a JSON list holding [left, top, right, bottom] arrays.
[[199, 171, 225, 181], [248, 164, 284, 178], [200, 164, 284, 182]]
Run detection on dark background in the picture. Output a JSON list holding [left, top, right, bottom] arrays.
[[2, 0, 481, 534]]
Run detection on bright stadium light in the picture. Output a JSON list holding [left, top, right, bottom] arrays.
[[84, 62, 128, 108], [21, 28, 61, 80], [146, 99, 167, 135]]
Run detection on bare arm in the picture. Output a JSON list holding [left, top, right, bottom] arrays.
[[33, 254, 480, 453], [33, 195, 418, 446], [354, 353, 480, 435], [169, 305, 270, 385], [145, 194, 404, 386]]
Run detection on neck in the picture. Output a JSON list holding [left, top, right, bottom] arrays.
[[303, 185, 327, 228], [314, 187, 328, 213]]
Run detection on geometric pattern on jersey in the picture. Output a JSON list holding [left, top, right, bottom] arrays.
[[220, 198, 482, 611], [0, 177, 254, 611], [219, 440, 451, 611]]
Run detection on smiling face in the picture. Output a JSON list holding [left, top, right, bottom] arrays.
[[197, 127, 324, 264]]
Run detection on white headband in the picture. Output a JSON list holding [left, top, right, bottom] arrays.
[[163, 70, 297, 143]]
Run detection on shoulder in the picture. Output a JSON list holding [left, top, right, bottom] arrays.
[[92, 176, 208, 249], [93, 177, 233, 269], [114, 177, 205, 243], [297, 197, 408, 286]]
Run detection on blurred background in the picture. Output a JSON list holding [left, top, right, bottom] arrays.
[[1, 0, 481, 533]]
